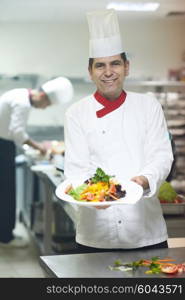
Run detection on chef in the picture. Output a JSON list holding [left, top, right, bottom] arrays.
[[0, 76, 73, 247], [64, 9, 173, 252]]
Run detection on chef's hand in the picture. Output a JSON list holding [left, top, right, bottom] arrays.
[[37, 144, 47, 156], [95, 205, 110, 209], [24, 139, 47, 156], [131, 175, 149, 190]]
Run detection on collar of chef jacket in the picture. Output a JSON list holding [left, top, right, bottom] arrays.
[[94, 90, 127, 118]]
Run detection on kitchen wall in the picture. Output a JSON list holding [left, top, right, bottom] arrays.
[[0, 17, 185, 126], [0, 18, 185, 79]]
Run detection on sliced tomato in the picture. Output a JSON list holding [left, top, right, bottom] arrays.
[[161, 264, 178, 274], [65, 184, 72, 194], [174, 196, 184, 203], [85, 192, 95, 201], [98, 191, 106, 202], [176, 263, 185, 273], [108, 184, 116, 194], [159, 199, 168, 203]]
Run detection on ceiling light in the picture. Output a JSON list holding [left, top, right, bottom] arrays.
[[106, 2, 160, 12]]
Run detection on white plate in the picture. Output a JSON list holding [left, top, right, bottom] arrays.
[[55, 179, 143, 206]]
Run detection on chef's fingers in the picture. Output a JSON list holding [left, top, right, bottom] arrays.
[[38, 145, 47, 156], [131, 176, 149, 189], [94, 205, 110, 209], [131, 177, 143, 185]]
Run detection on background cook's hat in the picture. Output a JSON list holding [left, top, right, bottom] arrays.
[[86, 9, 123, 58], [41, 77, 74, 105]]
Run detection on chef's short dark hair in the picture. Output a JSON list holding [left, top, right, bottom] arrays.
[[88, 52, 128, 70]]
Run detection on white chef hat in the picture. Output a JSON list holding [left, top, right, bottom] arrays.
[[41, 77, 73, 105], [86, 9, 123, 58]]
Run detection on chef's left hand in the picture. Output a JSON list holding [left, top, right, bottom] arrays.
[[36, 143, 47, 156], [95, 205, 110, 209], [131, 175, 149, 190]]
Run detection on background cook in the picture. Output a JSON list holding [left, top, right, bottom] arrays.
[[0, 76, 73, 247]]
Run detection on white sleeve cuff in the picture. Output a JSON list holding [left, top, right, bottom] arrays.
[[142, 174, 157, 198]]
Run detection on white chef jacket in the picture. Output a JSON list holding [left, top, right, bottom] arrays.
[[64, 91, 173, 249], [0, 89, 31, 146]]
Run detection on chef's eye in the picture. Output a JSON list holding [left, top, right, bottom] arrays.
[[112, 61, 121, 65], [95, 63, 104, 69]]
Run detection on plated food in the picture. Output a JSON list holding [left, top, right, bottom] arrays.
[[66, 168, 126, 203], [55, 168, 143, 206]]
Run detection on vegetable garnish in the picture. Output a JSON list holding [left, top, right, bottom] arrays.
[[90, 168, 114, 184], [109, 257, 185, 275], [65, 168, 126, 203], [68, 184, 88, 200], [160, 264, 179, 274], [158, 181, 177, 203]]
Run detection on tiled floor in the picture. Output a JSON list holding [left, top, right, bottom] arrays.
[[0, 222, 47, 278]]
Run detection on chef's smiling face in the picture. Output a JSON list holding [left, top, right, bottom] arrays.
[[89, 54, 129, 101]]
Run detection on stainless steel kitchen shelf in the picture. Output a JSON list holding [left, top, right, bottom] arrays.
[[161, 202, 185, 216]]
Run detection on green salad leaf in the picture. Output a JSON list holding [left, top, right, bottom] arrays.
[[68, 184, 88, 200], [148, 262, 161, 274], [91, 167, 114, 183], [110, 256, 167, 275]]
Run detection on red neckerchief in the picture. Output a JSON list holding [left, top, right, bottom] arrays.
[[94, 90, 127, 118]]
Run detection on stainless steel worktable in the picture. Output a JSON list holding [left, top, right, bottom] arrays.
[[29, 166, 77, 255], [40, 247, 185, 278]]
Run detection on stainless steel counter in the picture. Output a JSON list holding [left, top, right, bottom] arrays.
[[30, 166, 77, 254], [40, 247, 185, 278]]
